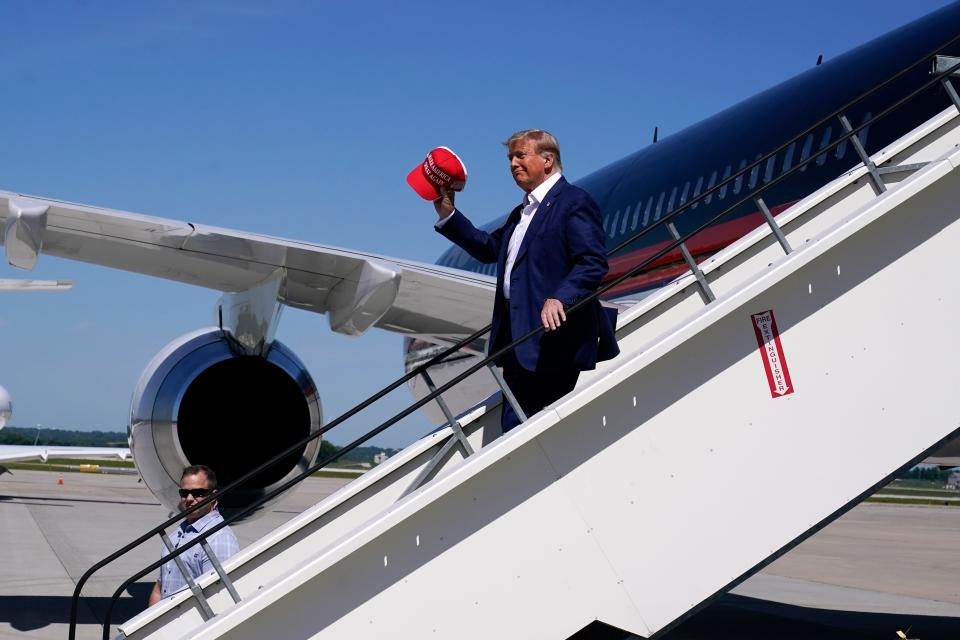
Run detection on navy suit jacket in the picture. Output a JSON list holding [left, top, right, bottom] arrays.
[[438, 176, 619, 372]]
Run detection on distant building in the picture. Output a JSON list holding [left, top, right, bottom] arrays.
[[373, 452, 389, 465], [946, 471, 960, 490]]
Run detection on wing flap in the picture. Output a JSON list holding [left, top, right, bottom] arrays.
[[0, 189, 495, 340]]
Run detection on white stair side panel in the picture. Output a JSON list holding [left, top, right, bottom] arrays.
[[545, 155, 960, 634], [195, 435, 649, 640]]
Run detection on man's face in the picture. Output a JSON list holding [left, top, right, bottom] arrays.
[[508, 139, 552, 193], [179, 472, 216, 522]]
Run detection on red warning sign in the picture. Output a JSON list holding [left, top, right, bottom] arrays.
[[751, 310, 794, 398]]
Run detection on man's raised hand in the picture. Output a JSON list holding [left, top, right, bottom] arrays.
[[434, 187, 456, 219]]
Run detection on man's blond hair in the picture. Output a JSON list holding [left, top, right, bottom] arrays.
[[504, 129, 563, 171]]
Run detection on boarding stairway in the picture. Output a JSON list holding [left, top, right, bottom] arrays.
[[74, 50, 960, 640]]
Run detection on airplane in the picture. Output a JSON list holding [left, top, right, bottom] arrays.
[[0, 283, 130, 470], [1, 2, 960, 512], [0, 383, 131, 472]]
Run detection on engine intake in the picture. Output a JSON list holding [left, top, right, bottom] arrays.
[[130, 328, 322, 519]]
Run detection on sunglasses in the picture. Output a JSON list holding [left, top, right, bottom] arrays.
[[178, 488, 212, 498]]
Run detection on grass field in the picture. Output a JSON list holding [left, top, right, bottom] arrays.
[[865, 496, 959, 506], [3, 457, 136, 473], [888, 478, 953, 490]]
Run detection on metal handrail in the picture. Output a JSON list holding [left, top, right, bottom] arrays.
[[73, 34, 960, 639]]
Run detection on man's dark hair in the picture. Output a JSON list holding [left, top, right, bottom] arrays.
[[181, 464, 218, 491]]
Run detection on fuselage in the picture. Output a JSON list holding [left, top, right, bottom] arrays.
[[435, 2, 960, 300]]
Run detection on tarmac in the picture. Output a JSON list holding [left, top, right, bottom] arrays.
[[1, 469, 958, 639]]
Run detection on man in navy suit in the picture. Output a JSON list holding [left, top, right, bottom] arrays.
[[434, 129, 618, 432]]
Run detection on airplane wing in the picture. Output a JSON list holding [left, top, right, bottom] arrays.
[[0, 445, 131, 464], [0, 279, 73, 291], [0, 189, 495, 342]]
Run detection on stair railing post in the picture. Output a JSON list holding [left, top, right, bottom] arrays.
[[487, 364, 528, 426], [159, 531, 215, 620], [420, 370, 474, 456], [755, 197, 793, 255], [666, 222, 716, 304], [839, 113, 885, 195], [199, 539, 242, 604]]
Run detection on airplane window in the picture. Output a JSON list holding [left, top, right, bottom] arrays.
[[456, 251, 471, 269], [734, 159, 747, 195], [642, 195, 654, 227], [609, 209, 621, 238], [858, 111, 873, 148], [748, 154, 761, 190], [602, 214, 609, 232], [666, 186, 678, 215], [763, 155, 776, 183], [816, 127, 832, 166], [719, 166, 731, 200], [782, 143, 796, 172], [630, 200, 641, 230], [799, 134, 814, 172], [654, 191, 666, 221], [834, 135, 848, 159], [620, 204, 631, 234], [691, 176, 704, 209], [705, 170, 718, 204], [680, 181, 691, 205]]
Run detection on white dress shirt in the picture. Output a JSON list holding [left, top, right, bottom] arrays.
[[502, 172, 562, 299], [158, 509, 239, 599], [436, 172, 562, 300]]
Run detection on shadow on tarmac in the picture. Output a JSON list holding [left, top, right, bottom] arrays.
[[2, 589, 958, 636], [572, 594, 960, 639], [0, 582, 153, 632], [0, 493, 159, 507]]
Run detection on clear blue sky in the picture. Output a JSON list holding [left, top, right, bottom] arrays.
[[0, 0, 953, 447]]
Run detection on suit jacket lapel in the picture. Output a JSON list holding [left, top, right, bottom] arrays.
[[514, 176, 567, 266]]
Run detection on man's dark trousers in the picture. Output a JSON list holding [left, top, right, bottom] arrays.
[[497, 304, 579, 432]]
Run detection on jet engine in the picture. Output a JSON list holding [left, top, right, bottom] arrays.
[[129, 328, 322, 519]]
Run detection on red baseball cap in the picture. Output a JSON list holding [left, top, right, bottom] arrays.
[[406, 146, 467, 200]]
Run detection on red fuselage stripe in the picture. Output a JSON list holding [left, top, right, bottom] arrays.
[[602, 202, 795, 298]]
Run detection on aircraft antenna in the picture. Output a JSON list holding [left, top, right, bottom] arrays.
[[652, 126, 659, 143], [816, 54, 823, 66]]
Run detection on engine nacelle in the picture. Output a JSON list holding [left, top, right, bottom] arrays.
[[130, 328, 322, 519]]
